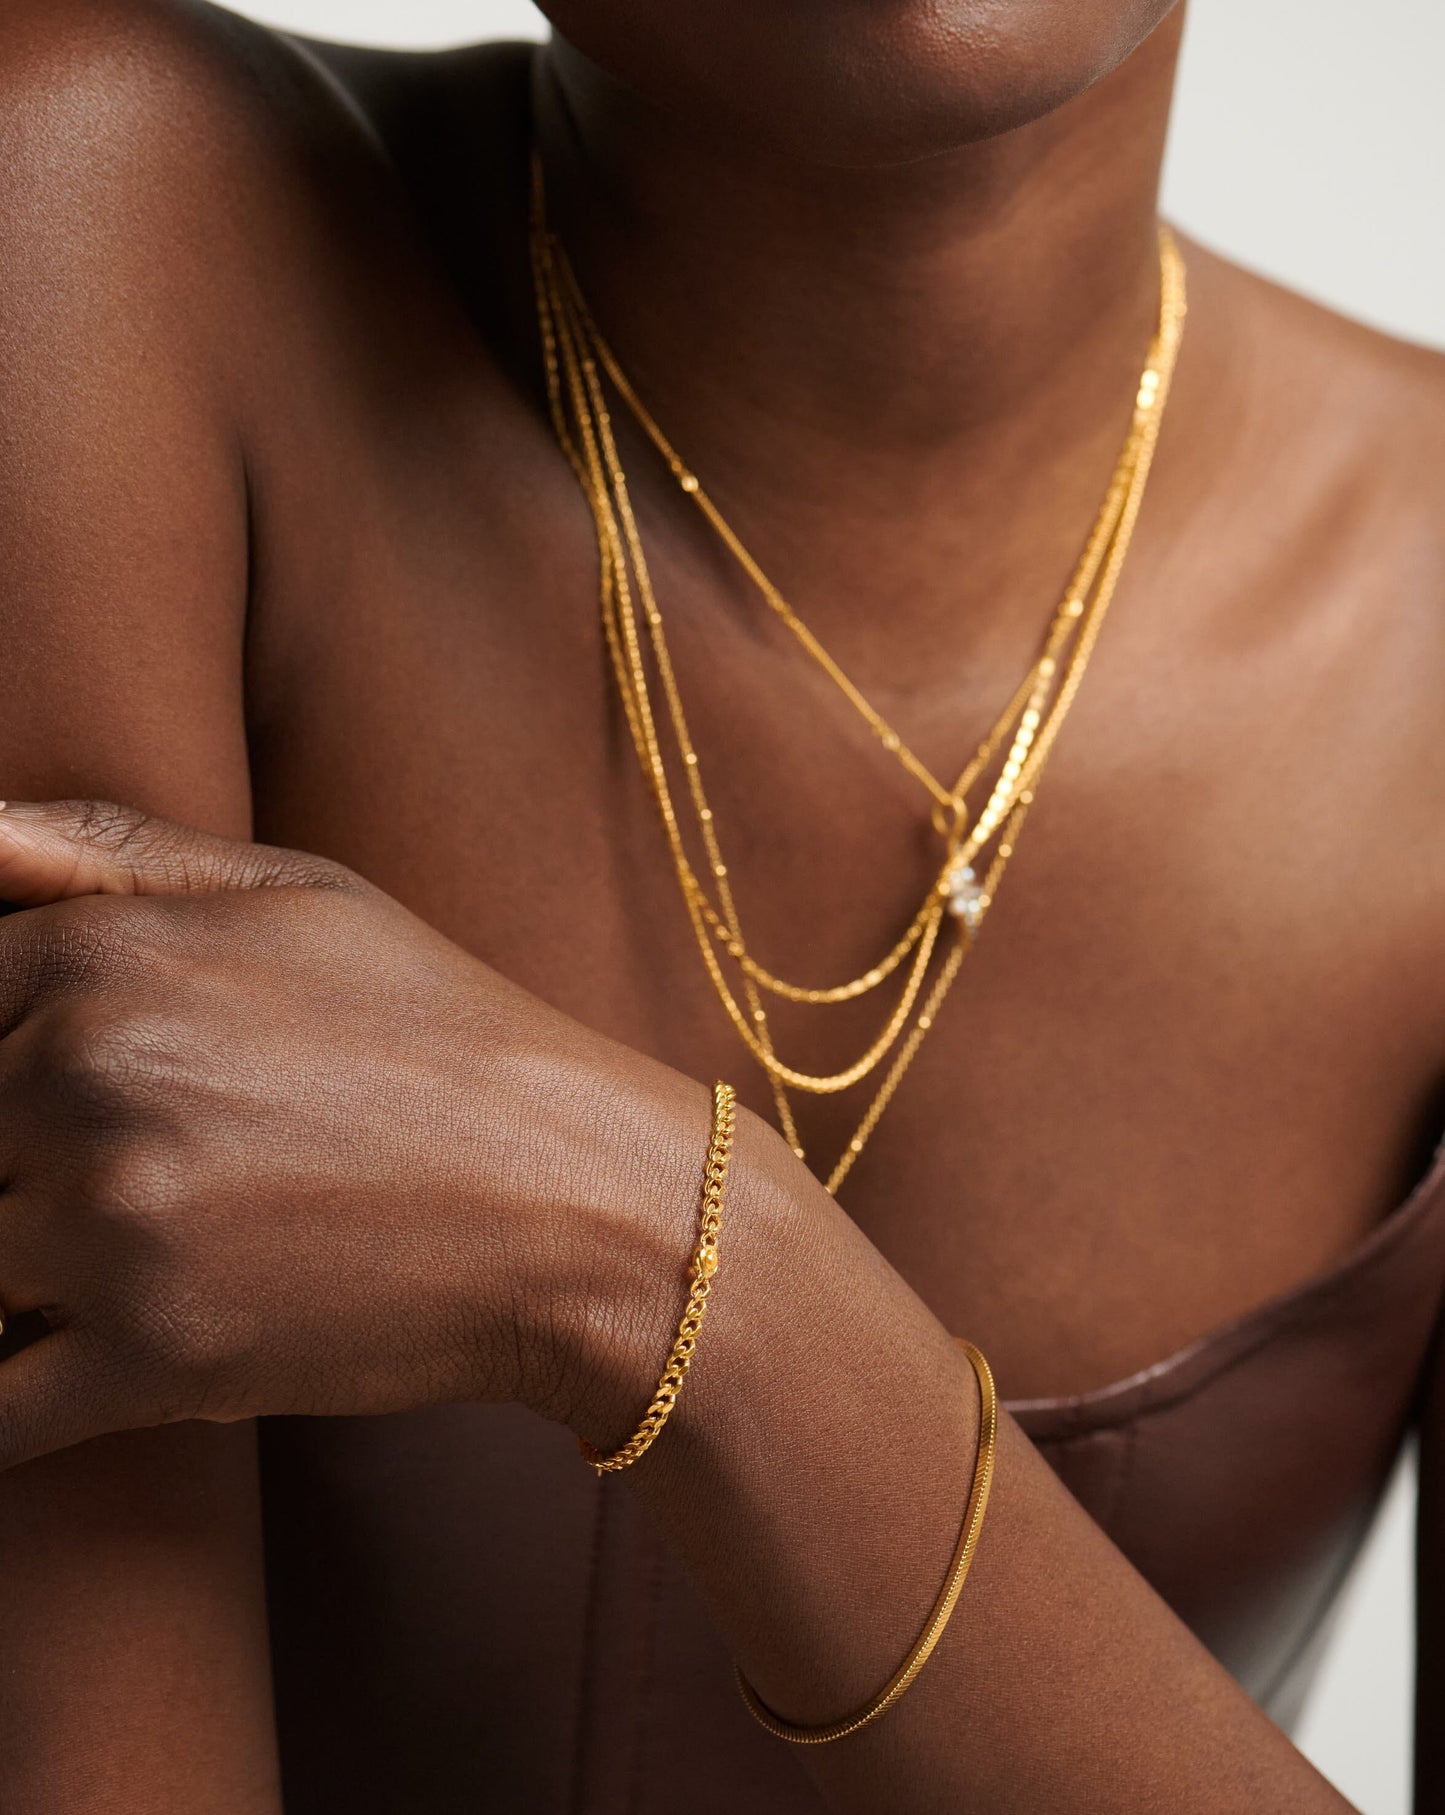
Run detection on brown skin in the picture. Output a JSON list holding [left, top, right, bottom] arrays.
[[539, 0, 1178, 157], [0, 0, 1441, 1809]]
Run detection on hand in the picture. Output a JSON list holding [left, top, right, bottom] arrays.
[[0, 801, 707, 1469]]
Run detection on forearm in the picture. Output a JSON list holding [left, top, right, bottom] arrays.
[[0, 1420, 281, 1815], [556, 1091, 1354, 1814], [0, 800, 1361, 1809]]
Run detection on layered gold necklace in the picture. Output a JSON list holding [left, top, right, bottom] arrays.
[[530, 158, 1187, 1194]]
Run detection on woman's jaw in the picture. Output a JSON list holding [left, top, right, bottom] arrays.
[[533, 0, 1183, 167]]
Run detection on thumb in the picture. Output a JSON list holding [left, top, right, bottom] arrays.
[[0, 800, 340, 907]]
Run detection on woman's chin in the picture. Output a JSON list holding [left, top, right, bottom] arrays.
[[540, 0, 1181, 166]]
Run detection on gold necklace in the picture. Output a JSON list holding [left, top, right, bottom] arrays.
[[531, 159, 1187, 1192]]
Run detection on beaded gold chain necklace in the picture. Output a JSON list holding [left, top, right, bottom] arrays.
[[530, 158, 1187, 1194]]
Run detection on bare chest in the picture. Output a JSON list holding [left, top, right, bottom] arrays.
[[239, 289, 1442, 1404]]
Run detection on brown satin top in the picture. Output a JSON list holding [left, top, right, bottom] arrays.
[[261, 1139, 1445, 1813]]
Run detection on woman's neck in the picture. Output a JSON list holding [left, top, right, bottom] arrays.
[[530, 17, 1187, 665]]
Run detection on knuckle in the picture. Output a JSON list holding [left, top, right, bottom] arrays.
[[51, 800, 230, 898], [14, 902, 125, 997], [84, 1141, 183, 1228], [57, 799, 164, 889], [59, 1144, 190, 1290], [33, 1017, 137, 1125], [65, 798, 149, 853], [32, 1005, 176, 1126], [64, 799, 194, 893], [13, 898, 160, 1008]]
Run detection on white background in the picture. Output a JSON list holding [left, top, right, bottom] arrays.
[[221, 5, 1443, 1809]]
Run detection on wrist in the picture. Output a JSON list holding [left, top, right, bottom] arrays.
[[506, 1046, 798, 1447]]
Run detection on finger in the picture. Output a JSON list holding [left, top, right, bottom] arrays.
[[0, 800, 344, 906], [0, 1328, 129, 1470]]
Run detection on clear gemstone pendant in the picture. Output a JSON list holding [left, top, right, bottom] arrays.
[[943, 853, 986, 937]]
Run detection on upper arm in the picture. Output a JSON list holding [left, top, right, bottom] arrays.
[[0, 0, 263, 823], [0, 0, 381, 820], [0, 4, 304, 1806]]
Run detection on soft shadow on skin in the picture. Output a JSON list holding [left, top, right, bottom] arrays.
[[0, 1311, 50, 1365]]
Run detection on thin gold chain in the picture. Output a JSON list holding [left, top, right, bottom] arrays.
[[542, 205, 1182, 1003], [579, 1080, 737, 1475], [554, 254, 1140, 823], [535, 262, 804, 1149], [558, 286, 955, 1095], [545, 251, 1163, 1034], [533, 185, 1184, 1173], [535, 209, 1183, 1177], [826, 809, 1020, 1193], [531, 160, 1186, 1188]]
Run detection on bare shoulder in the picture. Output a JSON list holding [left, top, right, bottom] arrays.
[[1168, 237, 1445, 684], [0, 0, 393, 303], [1177, 237, 1445, 534], [0, 2, 525, 818], [0, 0, 347, 821], [1167, 240, 1444, 970], [0, 0, 318, 192]]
